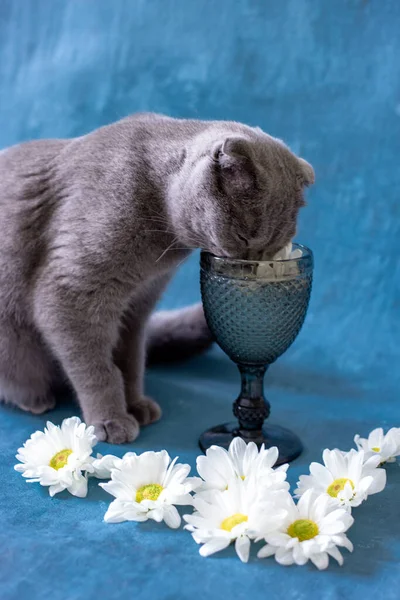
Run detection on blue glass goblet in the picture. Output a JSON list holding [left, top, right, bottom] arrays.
[[199, 244, 313, 465]]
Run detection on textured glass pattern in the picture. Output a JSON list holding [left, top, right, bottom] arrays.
[[200, 247, 313, 365]]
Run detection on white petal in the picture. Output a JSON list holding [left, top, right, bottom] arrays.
[[229, 437, 248, 474], [297, 488, 315, 517], [205, 445, 234, 472], [144, 450, 171, 484], [310, 551, 329, 570], [354, 434, 365, 451], [243, 442, 263, 475], [332, 534, 354, 552], [363, 454, 381, 470], [263, 446, 279, 469], [148, 507, 164, 523], [196, 454, 230, 490], [386, 428, 400, 457], [199, 537, 231, 557], [38, 466, 65, 486], [293, 543, 308, 566], [186, 529, 213, 543], [301, 539, 319, 558], [183, 513, 211, 529], [381, 435, 398, 461], [163, 457, 186, 487], [368, 428, 384, 448], [357, 475, 374, 496], [254, 509, 289, 539], [104, 500, 147, 523], [170, 492, 195, 507], [294, 475, 317, 497], [311, 493, 337, 522], [320, 508, 354, 534], [104, 501, 125, 523], [257, 544, 277, 559], [327, 545, 344, 566], [181, 477, 202, 494], [348, 449, 364, 482], [319, 521, 346, 535], [367, 468, 387, 495], [323, 449, 345, 479], [235, 536, 251, 563], [99, 479, 133, 501], [162, 505, 181, 529], [264, 532, 291, 546], [92, 454, 121, 479], [67, 473, 88, 498], [49, 482, 65, 497], [275, 548, 295, 566], [309, 463, 334, 488]]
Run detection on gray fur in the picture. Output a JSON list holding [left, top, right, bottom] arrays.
[[0, 113, 314, 443]]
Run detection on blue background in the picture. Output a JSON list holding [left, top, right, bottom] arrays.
[[0, 1, 399, 599]]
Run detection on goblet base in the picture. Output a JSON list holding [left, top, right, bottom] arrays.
[[198, 422, 303, 466]]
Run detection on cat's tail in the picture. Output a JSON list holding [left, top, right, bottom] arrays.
[[146, 303, 213, 364]]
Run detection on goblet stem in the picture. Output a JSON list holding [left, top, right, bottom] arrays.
[[233, 364, 271, 444]]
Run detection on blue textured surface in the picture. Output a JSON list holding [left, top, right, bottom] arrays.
[[0, 1, 399, 599]]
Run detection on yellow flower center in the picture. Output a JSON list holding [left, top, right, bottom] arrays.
[[287, 519, 319, 541], [372, 447, 380, 452], [220, 513, 248, 532], [49, 449, 73, 470], [135, 483, 163, 503], [327, 478, 355, 498]]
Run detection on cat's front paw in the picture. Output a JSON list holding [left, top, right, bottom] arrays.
[[128, 396, 162, 426], [93, 413, 140, 444], [18, 393, 56, 415]]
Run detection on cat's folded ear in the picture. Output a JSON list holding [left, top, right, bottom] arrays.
[[297, 157, 315, 186], [211, 137, 255, 193], [212, 137, 252, 166]]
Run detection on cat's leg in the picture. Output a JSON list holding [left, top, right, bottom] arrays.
[[115, 312, 162, 427], [116, 293, 212, 424], [114, 277, 170, 426], [35, 293, 139, 444], [146, 303, 213, 364], [0, 319, 56, 414]]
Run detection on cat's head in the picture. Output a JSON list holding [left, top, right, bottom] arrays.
[[168, 124, 314, 259]]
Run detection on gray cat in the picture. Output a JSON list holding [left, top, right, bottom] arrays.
[[0, 113, 314, 443]]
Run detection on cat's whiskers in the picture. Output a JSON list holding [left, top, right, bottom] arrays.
[[168, 247, 195, 251], [145, 208, 171, 223], [143, 229, 176, 235], [174, 255, 190, 270], [155, 237, 180, 263], [141, 216, 171, 224]]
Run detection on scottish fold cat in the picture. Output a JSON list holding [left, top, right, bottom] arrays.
[[0, 113, 314, 442]]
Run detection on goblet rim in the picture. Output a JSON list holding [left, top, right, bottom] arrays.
[[200, 243, 313, 266]]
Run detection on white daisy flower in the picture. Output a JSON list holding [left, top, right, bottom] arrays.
[[295, 448, 386, 509], [100, 450, 200, 528], [14, 417, 97, 498], [258, 489, 354, 569], [354, 427, 400, 464], [196, 437, 289, 495], [184, 478, 287, 563]]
